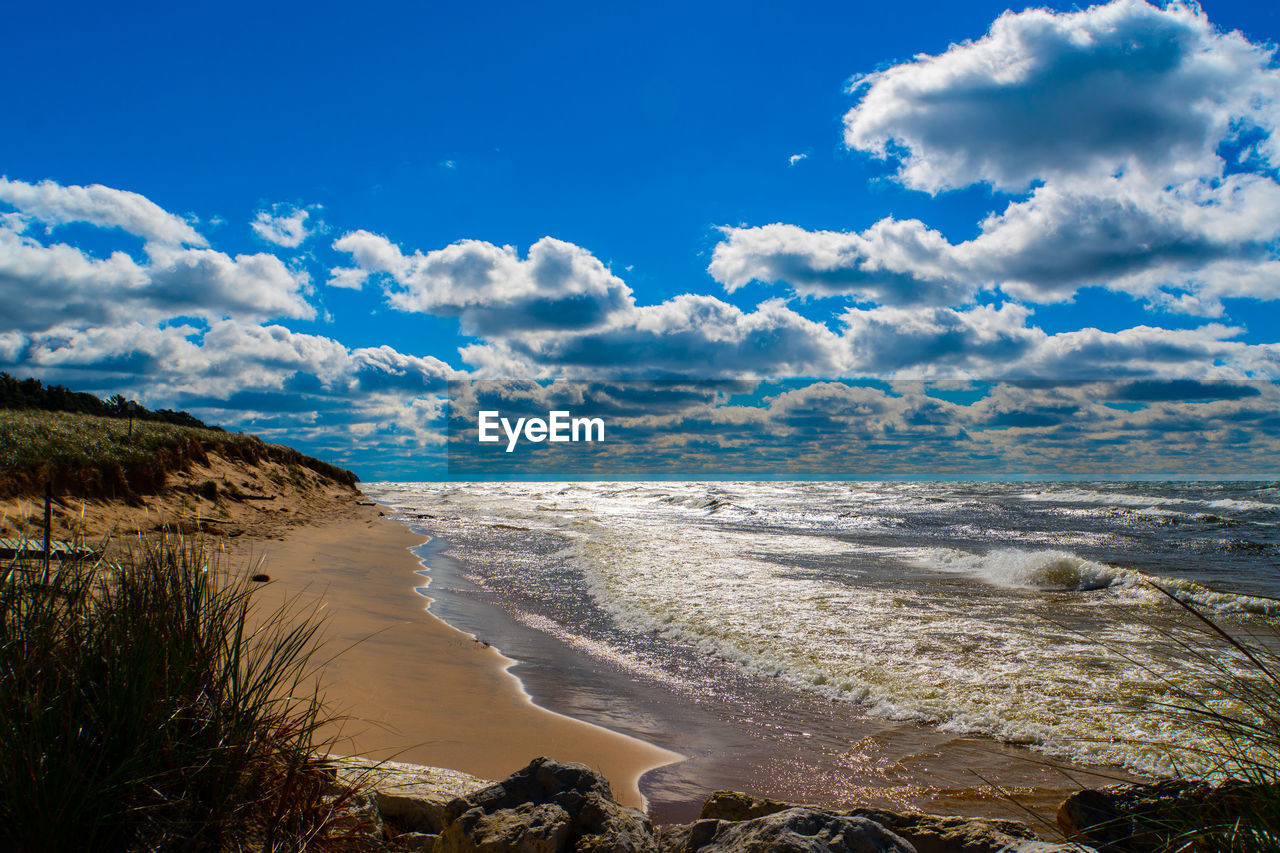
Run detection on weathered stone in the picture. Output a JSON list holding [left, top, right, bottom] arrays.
[[444, 757, 616, 824], [388, 831, 439, 852], [678, 807, 915, 853], [1058, 778, 1272, 852], [573, 790, 656, 853], [332, 755, 492, 834], [436, 802, 573, 853], [697, 790, 1064, 853], [699, 791, 795, 822], [437, 758, 656, 853], [843, 806, 1039, 853]]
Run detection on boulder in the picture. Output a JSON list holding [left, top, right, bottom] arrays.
[[843, 806, 1040, 853], [437, 757, 656, 853], [436, 802, 573, 853], [699, 791, 795, 822], [332, 755, 493, 834], [697, 790, 1074, 853], [388, 831, 439, 852], [1058, 778, 1273, 852], [675, 807, 916, 853]]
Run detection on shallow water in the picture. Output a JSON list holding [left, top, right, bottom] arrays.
[[367, 480, 1280, 821]]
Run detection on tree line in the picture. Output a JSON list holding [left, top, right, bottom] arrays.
[[0, 373, 220, 430]]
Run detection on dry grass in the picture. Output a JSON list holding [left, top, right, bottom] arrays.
[[0, 535, 373, 852], [0, 409, 356, 500]]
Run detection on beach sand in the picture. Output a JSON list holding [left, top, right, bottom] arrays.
[[0, 453, 679, 809], [237, 502, 681, 810]]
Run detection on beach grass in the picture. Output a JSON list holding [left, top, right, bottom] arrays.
[[0, 535, 369, 851], [0, 408, 357, 500], [1144, 588, 1280, 850], [1053, 590, 1280, 850]]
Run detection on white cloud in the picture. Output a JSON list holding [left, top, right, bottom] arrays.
[[841, 304, 1041, 375], [712, 1, 1280, 313], [788, 153, 807, 167], [844, 0, 1279, 192], [0, 177, 207, 246], [4, 319, 457, 402], [459, 294, 850, 378], [327, 266, 368, 290], [0, 224, 315, 331], [251, 203, 315, 248], [710, 220, 970, 305], [332, 232, 635, 336]]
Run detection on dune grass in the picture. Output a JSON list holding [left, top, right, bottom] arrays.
[[0, 536, 369, 852], [0, 408, 357, 500], [1140, 587, 1280, 850], [1044, 589, 1280, 851]]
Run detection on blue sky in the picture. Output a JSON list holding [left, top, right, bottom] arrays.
[[2, 0, 1279, 478]]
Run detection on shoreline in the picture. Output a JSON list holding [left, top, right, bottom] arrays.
[[238, 501, 681, 811], [369, 492, 1153, 826]]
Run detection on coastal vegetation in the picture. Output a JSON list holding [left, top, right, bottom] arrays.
[[0, 376, 357, 501], [0, 536, 371, 851], [1144, 590, 1280, 850]]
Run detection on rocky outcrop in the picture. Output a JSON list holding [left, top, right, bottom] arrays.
[[1057, 778, 1274, 852], [435, 757, 655, 853], [673, 807, 916, 853], [698, 790, 1079, 853], [334, 755, 493, 835], [332, 756, 1099, 852], [841, 807, 1044, 853], [437, 801, 574, 853]]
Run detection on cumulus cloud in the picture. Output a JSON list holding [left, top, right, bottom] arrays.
[[710, 220, 969, 305], [844, 0, 1279, 192], [4, 319, 455, 405], [251, 203, 315, 248], [327, 266, 368, 290], [841, 304, 1042, 374], [459, 294, 850, 378], [711, 0, 1280, 313], [332, 232, 635, 336], [0, 177, 207, 246], [0, 223, 315, 330]]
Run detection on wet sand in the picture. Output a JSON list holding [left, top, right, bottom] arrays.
[[404, 520, 1145, 827], [238, 503, 680, 810]]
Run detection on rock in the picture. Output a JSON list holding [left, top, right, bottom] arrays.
[[699, 790, 795, 822], [437, 757, 656, 853], [388, 831, 439, 852], [843, 806, 1040, 853], [436, 802, 573, 853], [443, 756, 616, 822], [1058, 778, 1271, 851], [573, 790, 656, 853], [332, 755, 493, 834], [677, 807, 915, 853], [698, 790, 1064, 853]]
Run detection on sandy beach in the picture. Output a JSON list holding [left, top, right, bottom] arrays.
[[237, 501, 680, 810]]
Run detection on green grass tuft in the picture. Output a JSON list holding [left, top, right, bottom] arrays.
[[0, 535, 370, 851], [0, 409, 357, 500]]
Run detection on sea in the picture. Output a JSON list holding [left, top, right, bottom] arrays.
[[364, 480, 1280, 822]]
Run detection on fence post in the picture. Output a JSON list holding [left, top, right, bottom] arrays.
[[43, 481, 52, 571]]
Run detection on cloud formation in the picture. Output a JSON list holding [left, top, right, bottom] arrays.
[[251, 203, 315, 248], [0, 217, 315, 329], [843, 0, 1278, 192], [0, 177, 206, 246], [332, 231, 635, 336], [711, 0, 1280, 313]]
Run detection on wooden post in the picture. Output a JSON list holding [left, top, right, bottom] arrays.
[[43, 481, 52, 572]]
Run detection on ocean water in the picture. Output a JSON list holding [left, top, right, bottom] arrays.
[[365, 481, 1280, 815]]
